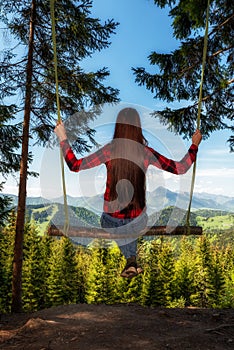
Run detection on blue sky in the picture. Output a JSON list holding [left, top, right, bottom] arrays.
[[1, 0, 234, 198]]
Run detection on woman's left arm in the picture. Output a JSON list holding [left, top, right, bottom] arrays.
[[54, 121, 110, 172]]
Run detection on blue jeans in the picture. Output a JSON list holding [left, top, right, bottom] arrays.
[[100, 212, 148, 259]]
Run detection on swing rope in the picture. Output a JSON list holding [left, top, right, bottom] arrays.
[[185, 0, 210, 231], [50, 0, 69, 235]]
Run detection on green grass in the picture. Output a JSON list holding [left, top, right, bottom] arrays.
[[31, 204, 59, 236], [197, 213, 234, 232]]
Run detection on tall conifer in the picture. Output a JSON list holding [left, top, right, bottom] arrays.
[[46, 236, 79, 306], [0, 0, 119, 311]]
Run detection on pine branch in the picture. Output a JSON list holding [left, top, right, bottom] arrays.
[[210, 13, 234, 35], [0, 58, 27, 67], [211, 45, 233, 58]]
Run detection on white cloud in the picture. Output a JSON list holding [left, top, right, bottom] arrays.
[[194, 168, 234, 196], [197, 168, 234, 178], [206, 149, 229, 156]]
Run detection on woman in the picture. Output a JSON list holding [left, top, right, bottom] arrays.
[[55, 107, 202, 278]]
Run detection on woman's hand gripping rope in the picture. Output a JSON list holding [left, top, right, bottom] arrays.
[[192, 129, 202, 147], [54, 121, 67, 142]]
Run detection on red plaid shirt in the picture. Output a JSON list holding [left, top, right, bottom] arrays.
[[60, 140, 198, 218]]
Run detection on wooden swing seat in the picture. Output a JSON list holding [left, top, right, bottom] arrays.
[[47, 224, 202, 238]]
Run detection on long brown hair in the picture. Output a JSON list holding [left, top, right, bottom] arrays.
[[108, 108, 148, 213]]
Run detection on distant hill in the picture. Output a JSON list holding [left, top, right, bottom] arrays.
[[2, 196, 233, 239], [1, 186, 234, 212], [147, 187, 234, 212], [24, 204, 234, 240], [24, 203, 101, 236]]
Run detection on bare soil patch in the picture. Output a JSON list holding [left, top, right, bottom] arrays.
[[0, 304, 234, 349]]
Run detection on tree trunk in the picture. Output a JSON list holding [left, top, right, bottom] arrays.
[[11, 0, 36, 313]]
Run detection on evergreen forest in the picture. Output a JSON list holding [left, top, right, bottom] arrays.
[[0, 211, 233, 314]]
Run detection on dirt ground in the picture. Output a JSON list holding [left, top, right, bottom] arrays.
[[0, 304, 234, 350]]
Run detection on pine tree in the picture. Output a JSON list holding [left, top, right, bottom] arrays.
[[133, 0, 233, 150], [85, 240, 121, 304], [0, 105, 21, 223], [46, 236, 79, 307], [218, 244, 234, 307], [140, 239, 176, 307], [156, 239, 175, 306], [173, 238, 197, 306], [115, 240, 144, 305], [0, 105, 21, 176], [120, 269, 143, 305], [75, 245, 92, 304], [85, 244, 108, 304], [140, 239, 162, 306], [0, 211, 16, 313], [21, 222, 51, 311], [0, 0, 119, 312], [0, 184, 13, 227], [190, 236, 226, 307], [208, 247, 226, 307], [102, 243, 123, 304], [38, 235, 53, 308]]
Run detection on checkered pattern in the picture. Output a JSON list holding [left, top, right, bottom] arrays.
[[60, 140, 198, 218]]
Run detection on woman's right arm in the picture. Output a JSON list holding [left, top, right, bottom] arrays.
[[147, 130, 202, 175]]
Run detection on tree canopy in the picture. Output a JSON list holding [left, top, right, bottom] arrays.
[[0, 0, 119, 147], [0, 106, 22, 224], [133, 0, 233, 150]]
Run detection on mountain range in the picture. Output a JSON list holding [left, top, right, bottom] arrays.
[[2, 186, 234, 212]]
